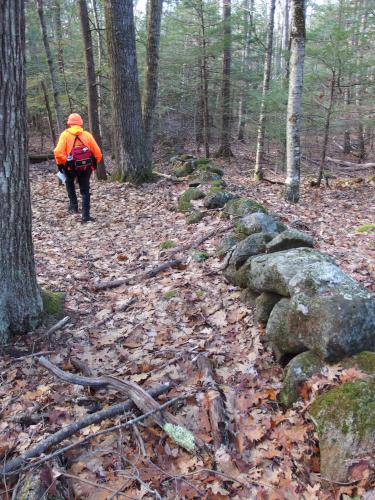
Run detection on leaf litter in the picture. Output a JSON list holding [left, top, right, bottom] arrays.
[[0, 154, 374, 499]]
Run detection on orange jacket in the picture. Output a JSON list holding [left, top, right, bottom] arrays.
[[54, 125, 102, 165]]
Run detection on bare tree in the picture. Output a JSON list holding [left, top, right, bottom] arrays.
[[36, 0, 63, 132], [53, 0, 73, 113], [197, 0, 210, 158], [0, 0, 42, 343], [254, 0, 276, 180], [142, 0, 163, 158], [237, 0, 253, 141], [283, 0, 306, 203], [79, 0, 107, 180], [216, 0, 233, 158], [104, 0, 152, 183]]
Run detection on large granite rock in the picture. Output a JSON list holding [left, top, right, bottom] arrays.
[[288, 262, 375, 360], [265, 298, 306, 362], [266, 229, 314, 253], [235, 213, 287, 239], [177, 187, 205, 212], [279, 351, 324, 407], [309, 380, 375, 483], [247, 248, 335, 296], [217, 234, 238, 258]]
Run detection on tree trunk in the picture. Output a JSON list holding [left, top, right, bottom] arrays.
[[142, 0, 163, 159], [104, 0, 152, 183], [216, 0, 233, 158], [0, 0, 42, 344], [343, 87, 351, 154], [41, 80, 57, 146], [79, 0, 107, 180], [254, 0, 276, 180], [198, 0, 210, 158], [36, 0, 63, 133], [237, 0, 253, 141], [315, 72, 335, 187], [282, 0, 290, 77], [284, 0, 306, 203], [53, 0, 73, 113], [92, 0, 105, 138]]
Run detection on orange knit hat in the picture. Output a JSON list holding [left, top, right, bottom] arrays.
[[67, 113, 83, 126]]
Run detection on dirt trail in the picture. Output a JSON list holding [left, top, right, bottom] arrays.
[[0, 161, 373, 498]]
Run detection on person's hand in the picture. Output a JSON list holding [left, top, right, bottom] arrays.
[[92, 157, 97, 169], [57, 164, 65, 172]]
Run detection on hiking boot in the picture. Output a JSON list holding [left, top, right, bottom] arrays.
[[81, 216, 95, 223], [68, 206, 79, 214]]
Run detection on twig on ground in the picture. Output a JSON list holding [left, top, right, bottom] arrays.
[[37, 357, 209, 456], [60, 473, 138, 499], [45, 316, 70, 337], [94, 259, 183, 291], [1, 384, 170, 476]]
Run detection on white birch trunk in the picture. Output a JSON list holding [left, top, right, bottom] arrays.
[[284, 0, 306, 203]]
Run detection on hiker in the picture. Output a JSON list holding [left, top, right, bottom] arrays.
[[54, 113, 102, 223]]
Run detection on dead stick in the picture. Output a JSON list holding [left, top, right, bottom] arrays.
[[94, 259, 183, 291], [45, 316, 70, 337], [195, 354, 228, 451], [0, 384, 169, 476], [37, 357, 208, 455], [5, 396, 182, 476], [169, 223, 233, 258]]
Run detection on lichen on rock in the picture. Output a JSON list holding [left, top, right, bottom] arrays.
[[163, 423, 196, 452]]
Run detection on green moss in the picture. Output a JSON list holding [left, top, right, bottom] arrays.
[[195, 158, 211, 166], [309, 380, 375, 441], [355, 223, 375, 233], [41, 289, 65, 317], [191, 250, 209, 262], [177, 188, 205, 212], [342, 351, 375, 375], [160, 239, 177, 249], [163, 289, 177, 300], [195, 290, 205, 299], [186, 211, 204, 224], [210, 179, 226, 188]]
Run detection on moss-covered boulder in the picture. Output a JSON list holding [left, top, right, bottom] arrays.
[[203, 190, 234, 209], [191, 250, 209, 262], [265, 298, 305, 362], [172, 159, 197, 177], [225, 198, 267, 217], [235, 212, 286, 240], [247, 248, 335, 296], [279, 352, 324, 407], [223, 257, 253, 288], [41, 289, 65, 318], [309, 380, 375, 482], [177, 187, 205, 212], [266, 229, 314, 253], [190, 171, 223, 186], [255, 292, 281, 325], [186, 211, 204, 224], [225, 233, 271, 271], [240, 288, 259, 307], [342, 351, 375, 376], [217, 234, 238, 258], [288, 261, 375, 361]]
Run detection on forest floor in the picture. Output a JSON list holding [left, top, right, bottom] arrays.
[[0, 144, 374, 499]]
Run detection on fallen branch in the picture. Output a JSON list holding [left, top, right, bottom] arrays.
[[6, 396, 182, 477], [195, 354, 228, 451], [169, 223, 233, 258], [1, 384, 170, 476], [326, 157, 375, 169], [94, 259, 183, 291], [45, 316, 70, 337], [261, 178, 284, 185], [38, 357, 209, 456], [29, 153, 54, 164]]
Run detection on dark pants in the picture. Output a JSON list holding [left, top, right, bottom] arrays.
[[65, 169, 92, 219]]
